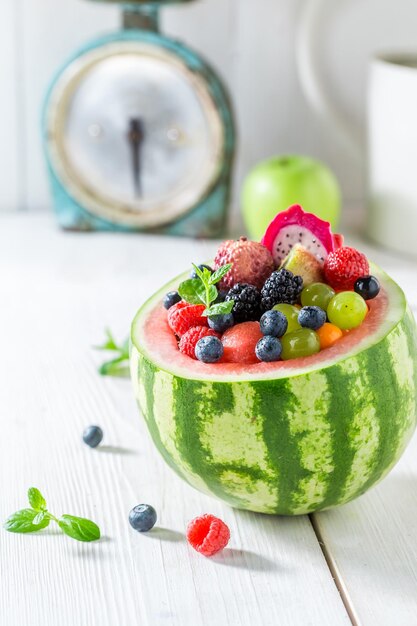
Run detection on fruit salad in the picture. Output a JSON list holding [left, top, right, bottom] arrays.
[[162, 205, 380, 366]]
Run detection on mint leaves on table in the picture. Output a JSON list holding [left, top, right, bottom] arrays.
[[95, 328, 129, 377], [4, 488, 100, 543], [179, 264, 234, 317]]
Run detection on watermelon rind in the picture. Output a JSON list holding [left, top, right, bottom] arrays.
[[130, 264, 417, 515]]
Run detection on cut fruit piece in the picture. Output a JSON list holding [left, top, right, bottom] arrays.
[[131, 263, 417, 515], [261, 204, 336, 265], [221, 322, 263, 364], [280, 244, 324, 286], [317, 323, 343, 350]]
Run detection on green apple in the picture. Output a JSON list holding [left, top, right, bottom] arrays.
[[241, 155, 341, 240]]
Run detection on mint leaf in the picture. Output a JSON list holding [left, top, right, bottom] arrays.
[[4, 489, 101, 543], [209, 264, 232, 285], [206, 284, 218, 306], [178, 279, 206, 305], [58, 515, 100, 542], [183, 263, 231, 313], [203, 301, 234, 317], [202, 267, 212, 282], [33, 511, 47, 526], [99, 356, 130, 377], [191, 264, 205, 281], [120, 338, 130, 358], [4, 508, 50, 534], [95, 330, 129, 377], [28, 487, 46, 511], [94, 328, 119, 351]]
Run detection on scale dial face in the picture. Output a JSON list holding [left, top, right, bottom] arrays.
[[47, 41, 225, 227]]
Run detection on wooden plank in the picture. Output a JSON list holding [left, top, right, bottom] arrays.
[[312, 432, 417, 626], [0, 1, 20, 210], [0, 213, 350, 626], [311, 225, 417, 625]]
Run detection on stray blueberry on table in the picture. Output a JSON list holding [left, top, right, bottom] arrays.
[[190, 264, 213, 279], [260, 310, 288, 337], [255, 336, 282, 362], [298, 306, 326, 331], [129, 504, 157, 532], [195, 336, 224, 363], [163, 291, 181, 310], [83, 425, 103, 448], [208, 312, 234, 333]]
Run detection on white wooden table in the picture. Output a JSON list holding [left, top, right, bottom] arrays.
[[1, 212, 417, 626]]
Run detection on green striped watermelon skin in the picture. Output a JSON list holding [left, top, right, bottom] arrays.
[[131, 274, 417, 515]]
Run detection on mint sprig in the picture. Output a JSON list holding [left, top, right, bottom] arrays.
[[4, 488, 100, 543], [94, 328, 130, 377], [178, 263, 234, 317]]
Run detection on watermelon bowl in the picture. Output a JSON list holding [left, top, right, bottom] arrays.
[[130, 264, 417, 515]]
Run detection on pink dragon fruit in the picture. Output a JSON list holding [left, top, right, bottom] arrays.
[[261, 204, 343, 266]]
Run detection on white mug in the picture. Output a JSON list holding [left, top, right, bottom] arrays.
[[368, 55, 417, 254], [296, 0, 417, 256]]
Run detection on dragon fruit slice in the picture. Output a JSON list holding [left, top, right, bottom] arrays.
[[261, 204, 341, 266]]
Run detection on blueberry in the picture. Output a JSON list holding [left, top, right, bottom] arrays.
[[190, 264, 213, 279], [215, 289, 229, 303], [208, 313, 234, 333], [195, 336, 224, 363], [354, 275, 380, 300], [129, 504, 157, 533], [255, 336, 282, 362], [298, 306, 326, 330], [163, 291, 181, 310], [260, 310, 288, 337], [83, 425, 103, 448]]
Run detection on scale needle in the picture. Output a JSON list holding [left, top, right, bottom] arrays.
[[127, 118, 145, 198]]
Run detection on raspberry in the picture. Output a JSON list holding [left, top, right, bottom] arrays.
[[324, 247, 370, 291], [178, 326, 220, 359], [186, 514, 230, 557], [167, 302, 208, 337]]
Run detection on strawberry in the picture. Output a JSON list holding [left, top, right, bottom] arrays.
[[178, 326, 220, 359], [324, 247, 370, 291], [167, 302, 208, 337]]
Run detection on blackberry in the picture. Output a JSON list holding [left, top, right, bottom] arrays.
[[225, 283, 261, 323], [261, 269, 303, 310]]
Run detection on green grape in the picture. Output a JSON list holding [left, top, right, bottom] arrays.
[[281, 329, 321, 360], [273, 303, 301, 333], [327, 292, 368, 330], [301, 283, 336, 310]]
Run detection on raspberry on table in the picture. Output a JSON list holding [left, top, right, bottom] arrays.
[[324, 247, 370, 291], [167, 302, 208, 337], [186, 514, 230, 556], [178, 326, 220, 359]]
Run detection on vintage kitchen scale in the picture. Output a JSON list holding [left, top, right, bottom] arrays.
[[43, 0, 235, 236]]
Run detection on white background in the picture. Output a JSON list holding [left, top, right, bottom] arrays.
[[2, 0, 417, 213]]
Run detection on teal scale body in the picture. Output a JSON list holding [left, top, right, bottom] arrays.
[[43, 2, 235, 237]]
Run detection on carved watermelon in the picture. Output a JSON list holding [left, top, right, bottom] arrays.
[[130, 264, 417, 515]]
